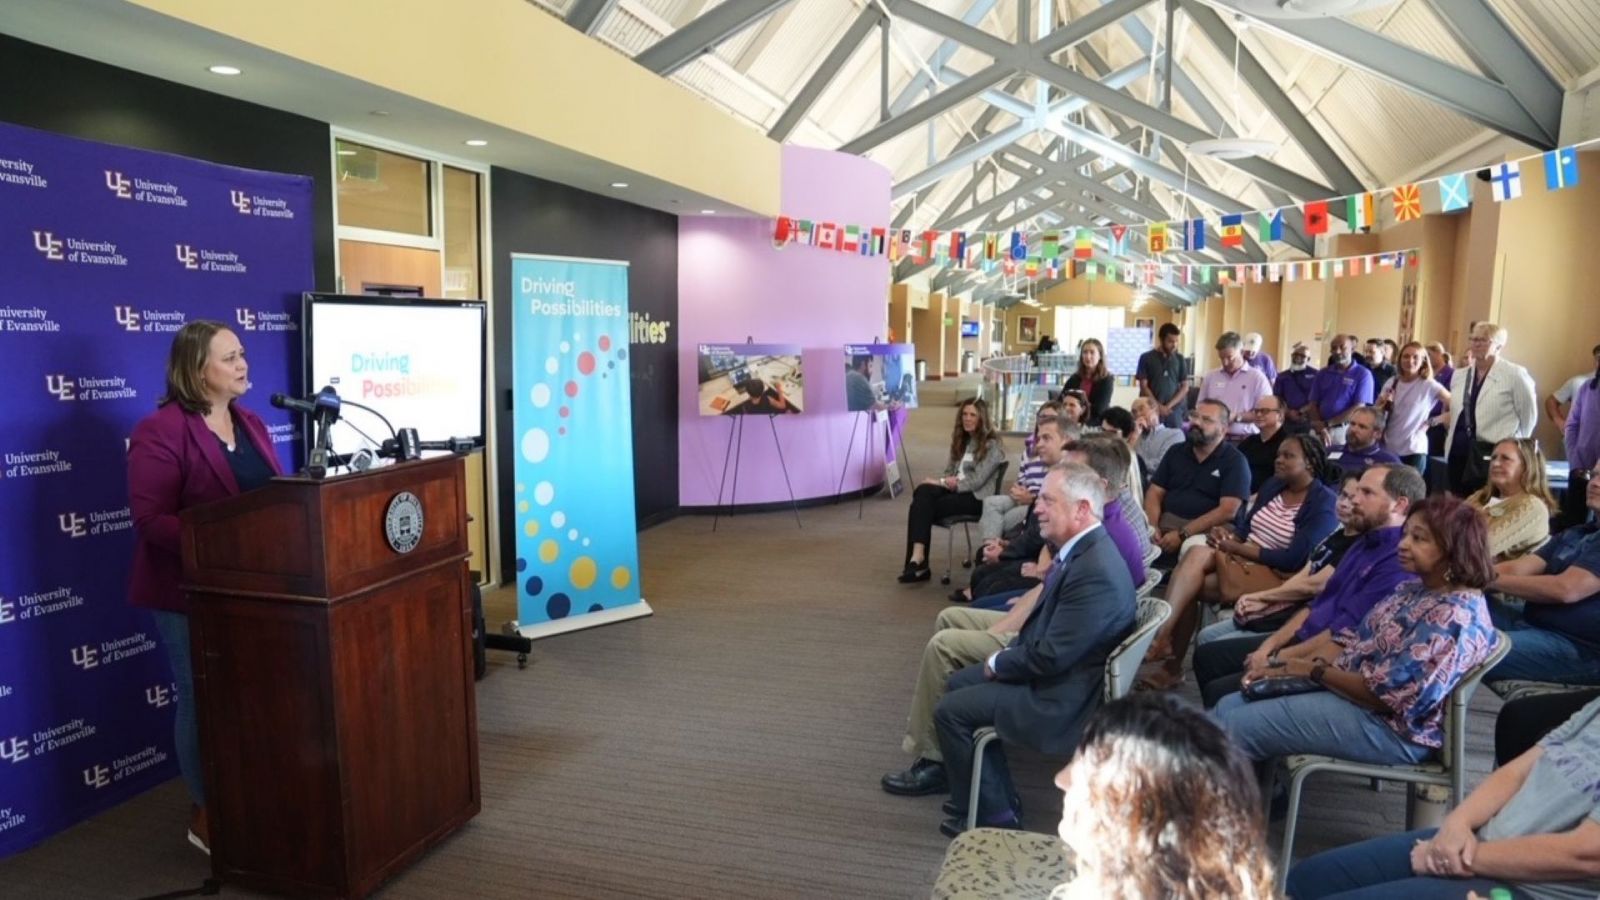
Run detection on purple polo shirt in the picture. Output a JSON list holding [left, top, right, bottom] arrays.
[[1328, 441, 1403, 473], [1310, 362, 1374, 422], [1296, 525, 1414, 643], [1103, 498, 1147, 587], [1275, 367, 1319, 412], [1246, 350, 1278, 384], [1198, 365, 1273, 437], [1567, 376, 1600, 472]]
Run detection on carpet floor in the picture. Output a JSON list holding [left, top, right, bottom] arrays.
[[1, 375, 1505, 898]]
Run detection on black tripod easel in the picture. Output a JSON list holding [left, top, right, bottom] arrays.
[[711, 413, 802, 531], [835, 410, 913, 518]]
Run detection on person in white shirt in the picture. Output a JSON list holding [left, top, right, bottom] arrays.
[[1545, 343, 1600, 436]]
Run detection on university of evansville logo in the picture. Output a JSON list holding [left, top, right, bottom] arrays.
[[0, 737, 29, 764], [45, 375, 75, 401], [32, 231, 64, 261], [114, 306, 140, 332], [104, 171, 132, 199], [235, 308, 256, 331], [229, 190, 251, 214], [58, 512, 87, 537], [83, 765, 110, 789], [174, 244, 198, 270]]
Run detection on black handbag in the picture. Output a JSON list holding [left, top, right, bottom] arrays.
[[1461, 439, 1495, 486], [1241, 675, 1325, 702]]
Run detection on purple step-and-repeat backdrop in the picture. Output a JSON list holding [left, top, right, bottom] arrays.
[[0, 121, 313, 855]]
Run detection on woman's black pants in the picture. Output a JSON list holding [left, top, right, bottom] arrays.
[[906, 484, 982, 564]]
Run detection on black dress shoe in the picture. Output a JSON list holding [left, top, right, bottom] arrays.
[[881, 759, 947, 796], [897, 565, 931, 584], [939, 809, 1023, 838], [946, 589, 970, 604]]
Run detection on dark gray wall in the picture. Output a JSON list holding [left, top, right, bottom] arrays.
[[490, 167, 680, 583]]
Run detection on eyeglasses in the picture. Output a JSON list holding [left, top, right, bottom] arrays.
[[1253, 407, 1282, 415]]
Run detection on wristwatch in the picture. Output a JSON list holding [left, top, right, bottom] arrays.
[[1178, 526, 1190, 540], [1309, 662, 1328, 684]]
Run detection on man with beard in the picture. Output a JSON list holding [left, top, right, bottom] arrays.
[[1144, 399, 1251, 558], [1274, 343, 1319, 432], [1307, 335, 1375, 447]]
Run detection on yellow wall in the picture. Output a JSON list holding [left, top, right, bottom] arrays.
[[1330, 233, 1404, 347], [944, 297, 965, 375], [889, 284, 914, 345], [131, 0, 781, 214], [1280, 279, 1331, 362], [914, 292, 947, 379]]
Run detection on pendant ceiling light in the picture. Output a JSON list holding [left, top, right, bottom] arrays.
[[1187, 17, 1278, 160]]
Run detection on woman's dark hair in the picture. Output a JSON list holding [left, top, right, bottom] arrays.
[[1076, 337, 1111, 383], [1100, 406, 1135, 439], [1281, 432, 1329, 485], [1407, 495, 1496, 588], [1060, 389, 1090, 424], [160, 319, 233, 414], [1059, 693, 1278, 899], [949, 399, 999, 465]]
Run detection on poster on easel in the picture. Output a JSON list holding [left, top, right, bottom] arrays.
[[843, 343, 917, 411], [696, 343, 804, 415], [510, 253, 649, 636]]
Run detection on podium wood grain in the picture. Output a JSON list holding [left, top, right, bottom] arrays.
[[181, 456, 481, 899]]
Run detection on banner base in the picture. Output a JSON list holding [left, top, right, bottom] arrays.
[[515, 601, 653, 641]]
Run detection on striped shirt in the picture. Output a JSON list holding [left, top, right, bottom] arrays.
[[1018, 453, 1048, 493], [1247, 495, 1300, 551]]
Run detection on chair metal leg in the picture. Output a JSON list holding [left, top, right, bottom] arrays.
[[1277, 767, 1309, 893], [941, 528, 955, 585], [961, 524, 974, 569], [967, 730, 998, 833]]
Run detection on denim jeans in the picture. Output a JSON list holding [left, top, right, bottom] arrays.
[[1487, 602, 1600, 685], [1287, 828, 1531, 899], [1213, 689, 1432, 765], [151, 610, 204, 805]]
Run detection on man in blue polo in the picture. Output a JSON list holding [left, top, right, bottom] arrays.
[[1487, 464, 1600, 685], [1326, 406, 1401, 480], [1143, 399, 1251, 557], [1275, 343, 1318, 433], [1306, 334, 1374, 446]]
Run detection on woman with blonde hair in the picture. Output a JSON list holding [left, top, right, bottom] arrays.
[[1467, 437, 1555, 562], [900, 399, 1005, 583], [1052, 693, 1278, 899], [1377, 341, 1451, 474]]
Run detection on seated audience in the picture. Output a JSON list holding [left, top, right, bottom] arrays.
[[1327, 405, 1403, 478], [1138, 433, 1338, 690], [1275, 342, 1318, 432], [933, 463, 1135, 836], [1238, 395, 1290, 492], [1484, 463, 1600, 685], [953, 417, 1069, 604], [1377, 340, 1451, 473], [1058, 390, 1090, 431], [1099, 406, 1135, 444], [1193, 465, 1425, 708], [901, 399, 1005, 583], [1215, 494, 1501, 769], [1144, 400, 1251, 558], [1062, 338, 1112, 426], [1467, 437, 1555, 562], [1289, 693, 1600, 900], [1050, 694, 1277, 900], [1198, 332, 1273, 440], [977, 403, 1060, 543], [1129, 396, 1184, 487], [1307, 334, 1375, 447]]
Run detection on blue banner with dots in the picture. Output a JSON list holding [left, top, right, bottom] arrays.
[[510, 254, 643, 628]]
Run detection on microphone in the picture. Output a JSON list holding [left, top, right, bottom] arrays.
[[270, 392, 316, 414]]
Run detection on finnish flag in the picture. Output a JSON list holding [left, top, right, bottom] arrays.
[[1489, 162, 1522, 203], [1544, 148, 1579, 191]]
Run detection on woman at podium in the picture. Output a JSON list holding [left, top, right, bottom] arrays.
[[126, 320, 283, 855]]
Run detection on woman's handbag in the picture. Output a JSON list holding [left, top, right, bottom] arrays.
[[1217, 552, 1289, 606], [1241, 675, 1325, 702], [1461, 438, 1495, 486]]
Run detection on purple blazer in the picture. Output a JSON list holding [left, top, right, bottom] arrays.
[[127, 400, 283, 613]]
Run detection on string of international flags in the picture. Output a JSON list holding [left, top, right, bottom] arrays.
[[771, 139, 1593, 284]]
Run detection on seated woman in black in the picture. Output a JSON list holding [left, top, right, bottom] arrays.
[[900, 399, 1005, 583]]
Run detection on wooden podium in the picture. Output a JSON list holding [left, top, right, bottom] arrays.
[[181, 455, 481, 899]]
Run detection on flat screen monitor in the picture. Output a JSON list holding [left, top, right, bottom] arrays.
[[303, 293, 486, 454], [960, 320, 980, 337]]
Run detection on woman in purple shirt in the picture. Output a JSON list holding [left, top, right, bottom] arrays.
[[1215, 495, 1502, 767], [1379, 341, 1451, 473]]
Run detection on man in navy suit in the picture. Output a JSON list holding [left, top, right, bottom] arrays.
[[932, 461, 1137, 836]]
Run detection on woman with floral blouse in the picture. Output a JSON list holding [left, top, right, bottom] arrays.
[[1215, 494, 1502, 767]]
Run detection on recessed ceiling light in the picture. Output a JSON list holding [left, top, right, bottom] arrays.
[[369, 110, 390, 117], [207, 65, 242, 76], [336, 149, 358, 156], [610, 182, 629, 189], [464, 139, 488, 147], [701, 209, 716, 214]]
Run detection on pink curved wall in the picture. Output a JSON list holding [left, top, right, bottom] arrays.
[[678, 146, 890, 505]]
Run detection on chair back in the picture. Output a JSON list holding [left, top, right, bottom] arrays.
[[1104, 598, 1170, 701], [1141, 544, 1161, 567], [1134, 568, 1164, 599], [1441, 629, 1512, 802], [988, 461, 1010, 494]]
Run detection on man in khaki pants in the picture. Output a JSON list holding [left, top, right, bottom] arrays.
[[881, 417, 1070, 798]]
